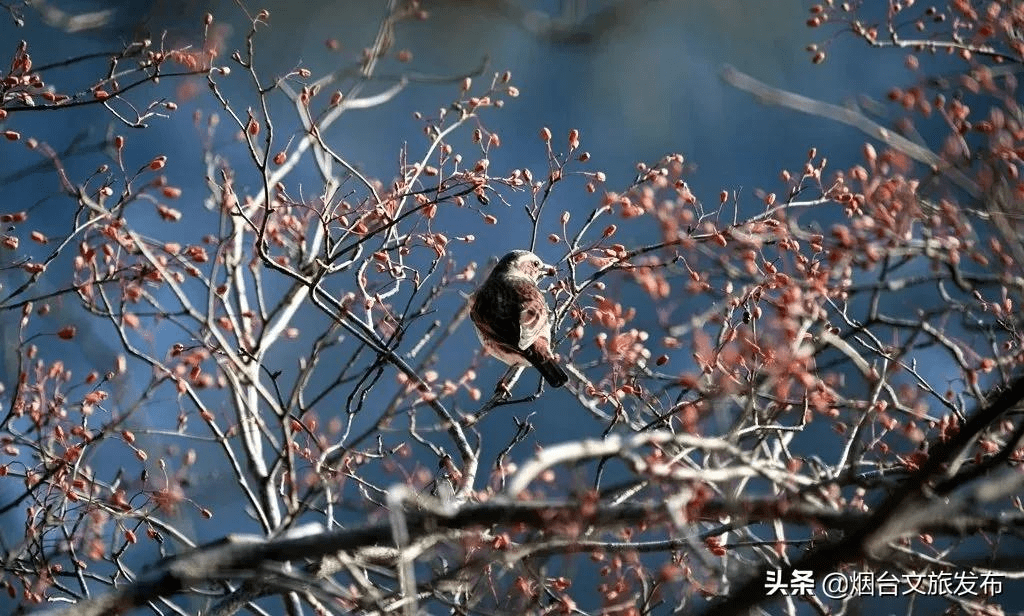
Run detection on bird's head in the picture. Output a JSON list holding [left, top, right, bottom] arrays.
[[496, 250, 556, 283]]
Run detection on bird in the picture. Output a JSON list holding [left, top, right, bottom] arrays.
[[470, 250, 569, 387]]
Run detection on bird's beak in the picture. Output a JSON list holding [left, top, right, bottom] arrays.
[[542, 263, 557, 277]]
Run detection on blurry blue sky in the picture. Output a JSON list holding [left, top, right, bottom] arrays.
[[0, 0, 928, 498], [0, 2, 981, 612]]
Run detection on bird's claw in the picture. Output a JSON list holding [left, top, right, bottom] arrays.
[[495, 380, 513, 399]]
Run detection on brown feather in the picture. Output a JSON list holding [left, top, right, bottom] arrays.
[[470, 251, 568, 387]]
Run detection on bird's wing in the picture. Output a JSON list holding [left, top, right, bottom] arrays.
[[514, 281, 550, 351], [471, 286, 511, 340], [471, 278, 550, 351]]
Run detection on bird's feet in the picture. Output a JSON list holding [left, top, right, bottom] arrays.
[[494, 379, 513, 399]]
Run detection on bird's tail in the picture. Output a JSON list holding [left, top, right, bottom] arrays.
[[532, 355, 569, 387]]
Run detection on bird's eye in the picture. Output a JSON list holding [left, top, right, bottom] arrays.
[[533, 260, 541, 267]]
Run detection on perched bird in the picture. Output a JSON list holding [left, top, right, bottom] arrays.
[[470, 250, 569, 387]]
